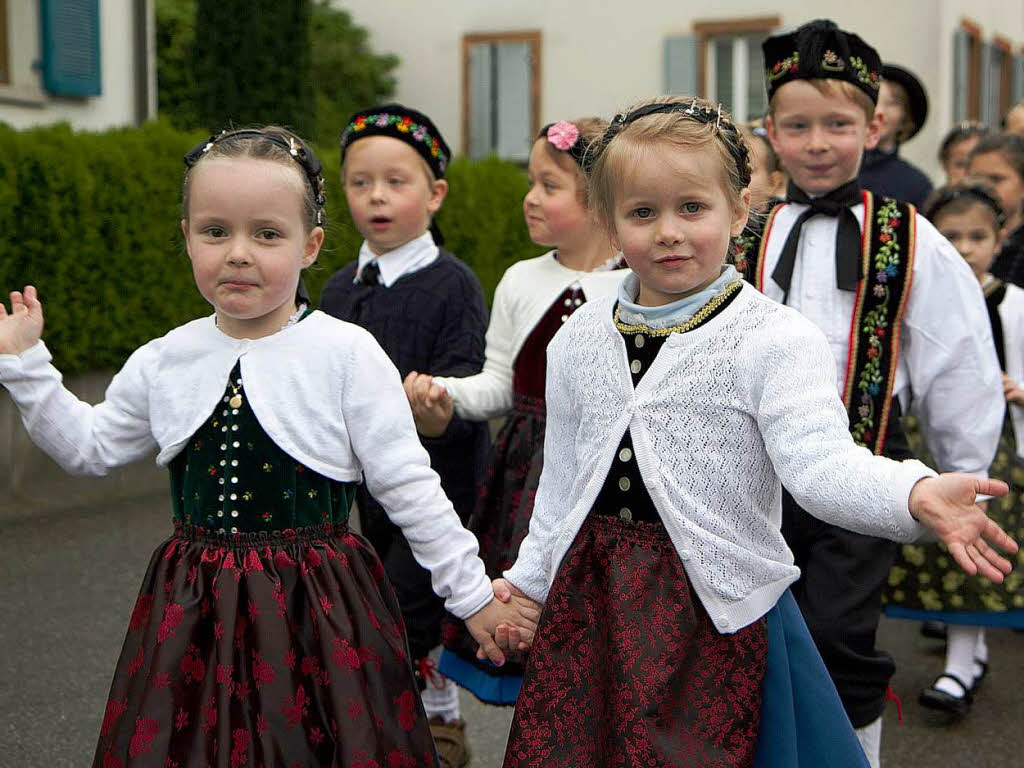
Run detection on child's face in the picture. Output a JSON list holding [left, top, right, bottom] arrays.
[[746, 137, 781, 212], [343, 136, 447, 255], [943, 136, 980, 185], [609, 143, 748, 307], [523, 139, 591, 249], [968, 151, 1024, 226], [934, 204, 1001, 280], [182, 157, 322, 339], [875, 81, 908, 148], [766, 80, 880, 196]]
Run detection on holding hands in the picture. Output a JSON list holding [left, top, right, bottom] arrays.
[[464, 578, 542, 666], [1002, 372, 1024, 407], [0, 286, 44, 356], [909, 474, 1019, 582], [402, 371, 455, 437]]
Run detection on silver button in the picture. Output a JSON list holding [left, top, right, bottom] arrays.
[[217, 510, 224, 518], [564, 298, 572, 307], [619, 507, 633, 521], [223, 396, 229, 403], [220, 444, 226, 451], [574, 298, 582, 306], [218, 494, 224, 502], [233, 441, 240, 448], [231, 510, 239, 517], [619, 447, 633, 462], [230, 527, 238, 534], [630, 360, 642, 374], [231, 425, 239, 431], [218, 478, 224, 485], [231, 477, 238, 484], [680, 549, 691, 561], [230, 493, 237, 501], [222, 410, 228, 417], [220, 460, 226, 467], [231, 409, 239, 415], [221, 426, 227, 432], [618, 477, 631, 492], [560, 314, 568, 322], [634, 335, 645, 348], [231, 460, 238, 467]]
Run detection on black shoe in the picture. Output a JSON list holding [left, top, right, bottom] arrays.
[[919, 673, 972, 717], [971, 658, 988, 691], [920, 620, 948, 640]]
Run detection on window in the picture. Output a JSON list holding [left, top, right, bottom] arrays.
[[954, 20, 983, 122], [990, 38, 1014, 126], [1014, 50, 1024, 107], [0, 0, 8, 85], [462, 31, 540, 162], [693, 17, 779, 122], [40, 0, 101, 97]]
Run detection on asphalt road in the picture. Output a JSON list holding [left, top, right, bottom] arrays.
[[1, 494, 1021, 767]]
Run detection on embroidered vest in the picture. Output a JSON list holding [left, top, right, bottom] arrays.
[[732, 192, 916, 455]]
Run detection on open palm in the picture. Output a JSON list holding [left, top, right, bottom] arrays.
[[0, 286, 45, 355]]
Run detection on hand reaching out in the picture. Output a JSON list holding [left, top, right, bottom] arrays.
[[908, 474, 1019, 582], [402, 371, 454, 437], [465, 579, 542, 666], [0, 286, 44, 356]]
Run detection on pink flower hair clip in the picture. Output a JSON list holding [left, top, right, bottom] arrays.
[[546, 121, 580, 152]]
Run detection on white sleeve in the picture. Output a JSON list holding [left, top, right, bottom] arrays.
[[751, 319, 932, 543], [341, 330, 493, 619], [0, 341, 158, 476], [503, 329, 578, 603], [903, 221, 1004, 475], [440, 271, 516, 421]]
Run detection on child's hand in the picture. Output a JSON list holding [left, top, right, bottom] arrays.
[[0, 286, 44, 355], [1002, 373, 1024, 406], [465, 586, 542, 666], [489, 578, 544, 652], [402, 371, 454, 437], [908, 474, 1019, 582]]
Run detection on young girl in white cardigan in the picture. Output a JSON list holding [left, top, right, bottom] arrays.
[[492, 98, 1018, 768], [0, 127, 537, 768]]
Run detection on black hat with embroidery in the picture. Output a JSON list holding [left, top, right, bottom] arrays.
[[339, 103, 451, 179], [762, 19, 882, 104]]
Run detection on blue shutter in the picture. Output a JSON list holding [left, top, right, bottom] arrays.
[[953, 28, 968, 122], [1014, 54, 1024, 105], [40, 0, 101, 97], [664, 35, 697, 96]]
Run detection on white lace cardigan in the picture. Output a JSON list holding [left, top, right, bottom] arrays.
[[504, 285, 934, 633], [0, 311, 493, 619]]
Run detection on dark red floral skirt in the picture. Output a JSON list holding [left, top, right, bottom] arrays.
[[440, 393, 545, 685], [92, 522, 438, 768], [503, 513, 768, 768]]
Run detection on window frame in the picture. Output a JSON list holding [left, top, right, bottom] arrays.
[[994, 36, 1014, 122], [461, 29, 541, 158], [0, 0, 9, 85], [963, 19, 983, 122], [693, 15, 779, 121]]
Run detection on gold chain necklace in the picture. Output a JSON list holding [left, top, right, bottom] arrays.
[[614, 280, 743, 337]]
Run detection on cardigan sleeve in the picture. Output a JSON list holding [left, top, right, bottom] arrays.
[[340, 328, 493, 619], [504, 327, 579, 603], [0, 340, 158, 475], [439, 269, 517, 421], [749, 315, 933, 543]]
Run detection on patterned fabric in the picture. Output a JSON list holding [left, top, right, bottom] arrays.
[[503, 513, 767, 768]]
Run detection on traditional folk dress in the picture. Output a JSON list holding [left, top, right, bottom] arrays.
[[0, 310, 494, 768], [503, 267, 936, 767], [433, 251, 623, 704]]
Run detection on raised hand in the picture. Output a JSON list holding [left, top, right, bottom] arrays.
[[909, 474, 1019, 582], [402, 371, 454, 437], [0, 286, 45, 355]]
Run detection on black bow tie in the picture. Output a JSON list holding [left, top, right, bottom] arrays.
[[358, 260, 381, 286], [772, 180, 863, 302]]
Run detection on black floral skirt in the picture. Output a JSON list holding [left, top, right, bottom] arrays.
[[440, 394, 545, 699], [504, 513, 768, 768], [92, 522, 438, 768]]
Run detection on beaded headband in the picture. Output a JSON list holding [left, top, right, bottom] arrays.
[[340, 104, 450, 179], [587, 100, 751, 187], [924, 181, 1006, 229], [184, 129, 327, 226]]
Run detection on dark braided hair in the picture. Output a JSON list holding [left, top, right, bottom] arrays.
[[923, 178, 1006, 230]]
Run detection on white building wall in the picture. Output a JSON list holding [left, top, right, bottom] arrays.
[[335, 0, 1024, 180], [0, 0, 153, 131]]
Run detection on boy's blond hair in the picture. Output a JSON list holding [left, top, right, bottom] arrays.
[[768, 78, 875, 122]]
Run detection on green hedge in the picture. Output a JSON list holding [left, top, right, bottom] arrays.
[[0, 121, 540, 374]]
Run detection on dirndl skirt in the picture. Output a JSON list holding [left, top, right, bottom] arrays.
[[91, 522, 438, 768]]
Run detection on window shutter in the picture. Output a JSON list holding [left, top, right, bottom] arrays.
[[953, 28, 968, 123], [664, 35, 697, 95], [40, 0, 101, 97], [1014, 54, 1024, 106]]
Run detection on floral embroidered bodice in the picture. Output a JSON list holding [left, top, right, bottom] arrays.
[[169, 362, 356, 533]]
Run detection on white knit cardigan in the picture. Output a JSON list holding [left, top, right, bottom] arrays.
[[0, 311, 493, 619], [504, 284, 934, 633]]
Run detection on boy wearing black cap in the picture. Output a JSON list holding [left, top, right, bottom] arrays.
[[858, 64, 933, 207], [739, 20, 1004, 767], [320, 104, 489, 767]]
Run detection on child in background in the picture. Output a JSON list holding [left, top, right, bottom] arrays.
[[403, 118, 625, 706], [969, 133, 1024, 287], [318, 103, 491, 767], [741, 123, 787, 212], [939, 122, 988, 185], [494, 96, 1016, 768], [0, 127, 538, 768], [884, 180, 1024, 716]]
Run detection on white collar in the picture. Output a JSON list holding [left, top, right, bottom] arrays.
[[354, 231, 439, 287]]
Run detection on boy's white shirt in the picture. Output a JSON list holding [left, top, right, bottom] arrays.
[[997, 282, 1024, 459], [435, 251, 626, 421], [0, 311, 493, 620], [758, 203, 1004, 475], [353, 230, 439, 287], [505, 285, 935, 634]]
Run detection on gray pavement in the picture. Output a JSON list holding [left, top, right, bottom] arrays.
[[1, 493, 1021, 767]]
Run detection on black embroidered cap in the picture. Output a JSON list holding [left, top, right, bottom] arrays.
[[881, 64, 929, 140], [339, 103, 451, 179], [762, 19, 882, 104]]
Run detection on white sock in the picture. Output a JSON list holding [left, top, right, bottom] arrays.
[[854, 716, 882, 768], [420, 645, 461, 723], [935, 625, 979, 697], [974, 627, 988, 678]]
